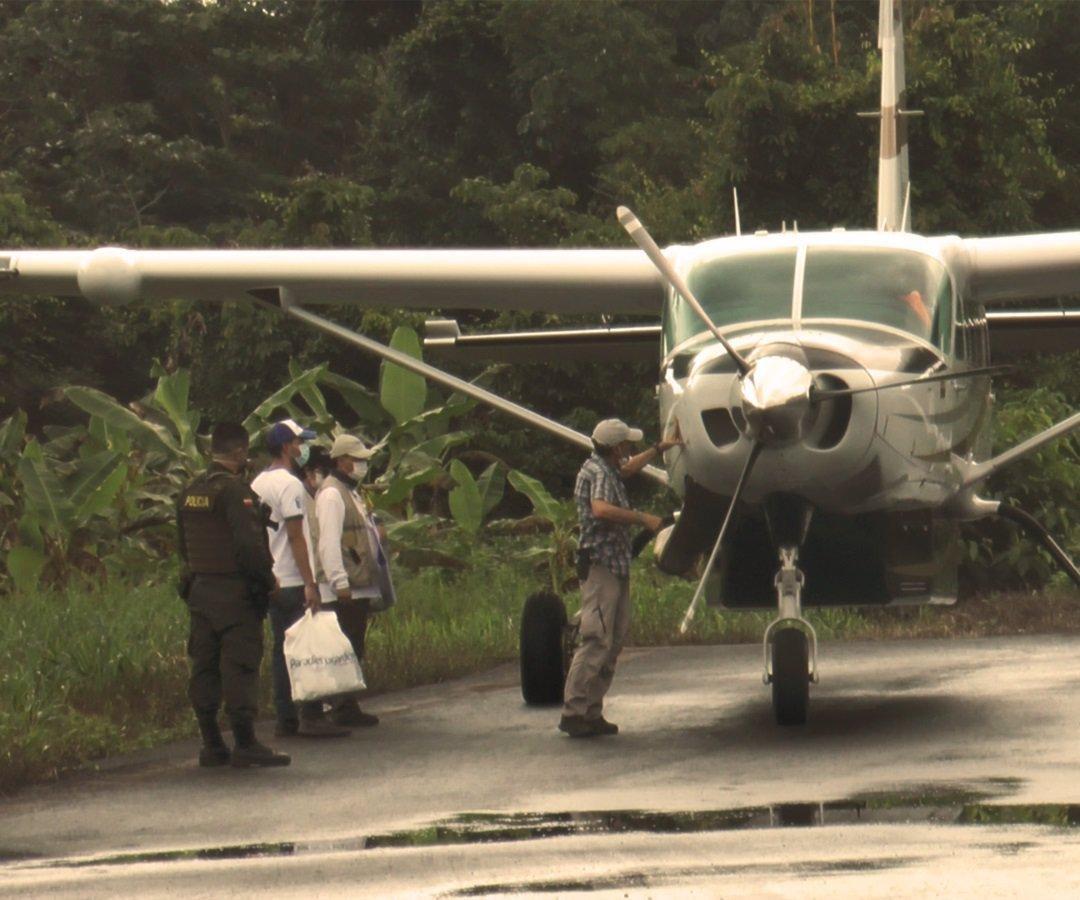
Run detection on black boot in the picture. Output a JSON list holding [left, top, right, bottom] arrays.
[[229, 718, 290, 768], [329, 699, 379, 728], [196, 715, 231, 767]]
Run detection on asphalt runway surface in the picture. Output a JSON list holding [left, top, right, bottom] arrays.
[[3, 634, 1080, 897]]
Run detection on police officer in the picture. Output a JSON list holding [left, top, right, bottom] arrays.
[[176, 422, 290, 768]]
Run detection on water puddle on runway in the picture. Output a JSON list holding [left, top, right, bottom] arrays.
[[9, 781, 1080, 872]]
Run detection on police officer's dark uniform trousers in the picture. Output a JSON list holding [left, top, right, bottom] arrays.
[[178, 464, 288, 767]]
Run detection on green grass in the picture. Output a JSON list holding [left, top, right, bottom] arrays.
[[2, 554, 1078, 794], [0, 581, 192, 793], [0, 562, 540, 794]]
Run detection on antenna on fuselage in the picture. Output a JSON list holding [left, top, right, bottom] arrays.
[[733, 187, 742, 237]]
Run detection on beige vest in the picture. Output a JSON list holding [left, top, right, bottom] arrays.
[[312, 476, 377, 590]]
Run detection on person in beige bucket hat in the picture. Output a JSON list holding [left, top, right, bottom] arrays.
[[312, 433, 385, 727]]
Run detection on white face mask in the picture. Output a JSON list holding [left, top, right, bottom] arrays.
[[312, 472, 326, 490], [354, 461, 369, 480]]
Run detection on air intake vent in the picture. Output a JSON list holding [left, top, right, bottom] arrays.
[[701, 408, 740, 447], [806, 375, 852, 449]]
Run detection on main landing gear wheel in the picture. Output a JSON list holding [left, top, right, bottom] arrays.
[[771, 627, 810, 726], [520, 591, 569, 705]]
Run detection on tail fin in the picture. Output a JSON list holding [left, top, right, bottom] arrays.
[[877, 0, 910, 231]]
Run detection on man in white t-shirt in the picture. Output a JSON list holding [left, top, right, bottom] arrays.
[[252, 419, 349, 739]]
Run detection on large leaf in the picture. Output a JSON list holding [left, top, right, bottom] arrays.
[[73, 458, 129, 522], [88, 414, 116, 452], [476, 462, 506, 517], [64, 386, 180, 455], [43, 424, 85, 459], [379, 326, 427, 425], [6, 546, 45, 593], [66, 450, 123, 514], [389, 392, 477, 446], [507, 470, 564, 524], [384, 513, 441, 543], [16, 441, 73, 534], [243, 364, 327, 433], [290, 358, 331, 424], [152, 368, 195, 450], [319, 371, 387, 425], [411, 431, 471, 462], [373, 465, 443, 508], [394, 448, 442, 475], [0, 410, 27, 458], [17, 514, 43, 552], [448, 459, 483, 534]]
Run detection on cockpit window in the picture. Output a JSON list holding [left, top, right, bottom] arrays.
[[663, 248, 797, 353], [801, 247, 953, 350]]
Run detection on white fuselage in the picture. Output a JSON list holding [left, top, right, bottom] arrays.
[[656, 231, 992, 514]]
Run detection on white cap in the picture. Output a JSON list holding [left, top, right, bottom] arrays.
[[591, 418, 644, 447], [330, 434, 374, 460]]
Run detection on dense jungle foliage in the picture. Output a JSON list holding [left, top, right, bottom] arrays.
[[0, 0, 1076, 593]]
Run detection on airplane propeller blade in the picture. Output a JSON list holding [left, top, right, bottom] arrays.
[[617, 206, 752, 376], [679, 441, 763, 634], [810, 364, 1010, 401]]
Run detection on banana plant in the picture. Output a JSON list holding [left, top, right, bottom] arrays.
[[0, 330, 506, 589], [3, 363, 213, 591], [448, 460, 506, 535], [238, 332, 482, 528], [505, 469, 579, 594], [8, 437, 129, 591]]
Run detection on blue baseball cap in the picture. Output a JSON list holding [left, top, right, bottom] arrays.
[[266, 418, 316, 452]]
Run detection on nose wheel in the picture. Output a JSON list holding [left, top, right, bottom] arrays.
[[763, 546, 817, 726]]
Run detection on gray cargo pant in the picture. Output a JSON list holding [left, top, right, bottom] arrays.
[[562, 565, 631, 720]]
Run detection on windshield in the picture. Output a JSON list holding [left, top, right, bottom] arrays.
[[663, 248, 797, 354], [801, 247, 953, 351]]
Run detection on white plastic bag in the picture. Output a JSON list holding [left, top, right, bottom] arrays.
[[284, 610, 366, 701]]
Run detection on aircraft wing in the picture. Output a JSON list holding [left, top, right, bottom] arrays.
[[0, 248, 663, 315], [961, 232, 1080, 304]]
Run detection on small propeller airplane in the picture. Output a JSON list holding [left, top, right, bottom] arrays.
[[1, 0, 1077, 724]]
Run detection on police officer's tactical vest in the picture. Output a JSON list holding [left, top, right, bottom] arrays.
[[179, 470, 244, 575]]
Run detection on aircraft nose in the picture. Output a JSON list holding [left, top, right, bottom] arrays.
[[739, 355, 813, 445]]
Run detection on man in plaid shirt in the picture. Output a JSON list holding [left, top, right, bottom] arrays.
[[559, 418, 679, 738]]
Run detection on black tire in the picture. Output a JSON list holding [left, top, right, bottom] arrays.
[[771, 627, 810, 726], [520, 591, 568, 705]]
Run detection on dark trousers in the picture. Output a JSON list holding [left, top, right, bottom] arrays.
[[327, 597, 370, 708], [187, 576, 262, 727], [268, 587, 323, 725]]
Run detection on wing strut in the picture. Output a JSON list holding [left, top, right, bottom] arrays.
[[961, 410, 1080, 487], [263, 289, 669, 487]]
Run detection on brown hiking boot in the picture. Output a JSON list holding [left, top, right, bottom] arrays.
[[587, 716, 619, 735], [558, 714, 600, 738]]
